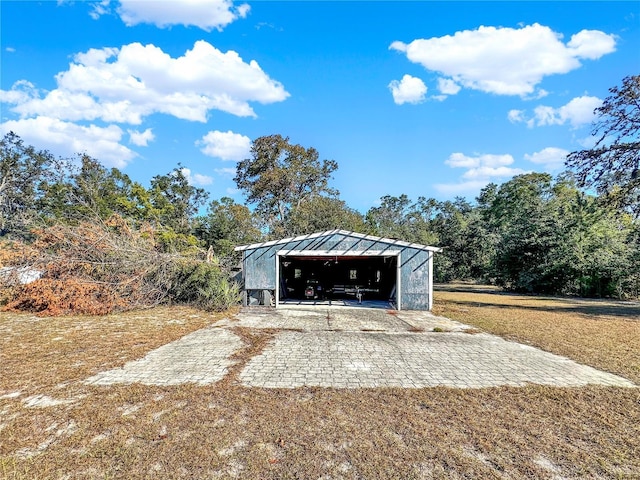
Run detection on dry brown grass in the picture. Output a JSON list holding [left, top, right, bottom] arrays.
[[433, 284, 640, 384], [0, 307, 234, 394], [1, 292, 639, 479]]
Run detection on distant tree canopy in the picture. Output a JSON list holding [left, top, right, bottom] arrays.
[[366, 194, 439, 246], [360, 173, 638, 297], [288, 196, 366, 236], [566, 74, 640, 217], [38, 154, 152, 224], [482, 173, 635, 296], [2, 73, 640, 305]]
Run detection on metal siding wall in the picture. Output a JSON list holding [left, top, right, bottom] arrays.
[[242, 233, 433, 310], [400, 248, 431, 310], [243, 245, 277, 290]]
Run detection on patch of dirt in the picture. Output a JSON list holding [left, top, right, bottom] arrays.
[[222, 327, 278, 385]]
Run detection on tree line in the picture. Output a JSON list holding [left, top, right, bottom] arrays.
[[1, 75, 638, 313]]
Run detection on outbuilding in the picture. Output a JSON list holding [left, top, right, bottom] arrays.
[[234, 230, 441, 310]]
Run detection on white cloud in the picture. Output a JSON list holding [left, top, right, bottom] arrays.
[[510, 95, 602, 128], [5, 47, 16, 53], [128, 128, 154, 146], [507, 109, 525, 123], [388, 74, 427, 105], [567, 30, 617, 59], [524, 147, 570, 171], [433, 180, 493, 195], [445, 152, 515, 169], [89, 0, 110, 20], [436, 152, 527, 194], [461, 165, 524, 180], [1, 41, 289, 124], [0, 116, 135, 168], [437, 78, 461, 95], [215, 167, 237, 177], [444, 152, 479, 168], [528, 89, 549, 100], [91, 0, 250, 31], [535, 96, 602, 127], [390, 24, 616, 97], [577, 135, 598, 149], [193, 173, 213, 186], [198, 130, 251, 161], [180, 168, 213, 186], [0, 80, 37, 105], [0, 41, 286, 171], [118, 0, 249, 31]]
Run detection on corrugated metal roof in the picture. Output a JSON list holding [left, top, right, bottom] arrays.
[[234, 229, 442, 253]]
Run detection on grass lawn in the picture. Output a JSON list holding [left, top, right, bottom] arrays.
[[1, 289, 639, 479]]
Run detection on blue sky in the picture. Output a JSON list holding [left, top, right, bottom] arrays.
[[2, 1, 639, 212]]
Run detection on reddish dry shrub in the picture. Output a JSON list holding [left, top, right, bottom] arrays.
[[1, 216, 173, 315], [4, 278, 125, 316], [0, 239, 38, 306], [1, 215, 236, 316], [0, 238, 38, 267]]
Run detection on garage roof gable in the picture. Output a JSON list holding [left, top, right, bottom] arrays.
[[234, 229, 442, 253]]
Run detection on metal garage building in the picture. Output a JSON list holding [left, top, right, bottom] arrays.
[[234, 230, 441, 311]]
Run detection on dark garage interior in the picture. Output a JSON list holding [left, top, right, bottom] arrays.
[[279, 255, 397, 303]]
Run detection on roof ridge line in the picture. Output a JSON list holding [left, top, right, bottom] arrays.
[[234, 230, 441, 252]]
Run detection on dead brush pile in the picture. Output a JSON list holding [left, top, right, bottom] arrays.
[[0, 215, 240, 315], [0, 239, 39, 305]]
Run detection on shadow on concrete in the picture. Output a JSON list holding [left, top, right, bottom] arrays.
[[279, 299, 393, 310]]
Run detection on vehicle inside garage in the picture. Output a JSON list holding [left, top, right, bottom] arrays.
[[279, 255, 397, 303]]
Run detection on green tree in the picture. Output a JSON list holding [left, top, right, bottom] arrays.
[[485, 173, 558, 291], [288, 196, 366, 235], [195, 197, 263, 259], [483, 173, 635, 296], [37, 154, 154, 224], [0, 132, 53, 236], [549, 179, 635, 297], [365, 195, 438, 245], [234, 135, 338, 237], [366, 194, 413, 239], [625, 222, 640, 297], [566, 75, 640, 217], [149, 165, 209, 234], [432, 198, 492, 282]]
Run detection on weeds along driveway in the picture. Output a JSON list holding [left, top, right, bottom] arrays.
[[86, 306, 635, 389]]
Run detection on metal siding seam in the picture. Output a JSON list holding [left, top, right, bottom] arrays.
[[397, 251, 402, 311], [428, 251, 434, 310], [275, 252, 280, 308]]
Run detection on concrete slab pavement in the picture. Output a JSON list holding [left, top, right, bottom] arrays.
[[239, 330, 633, 388], [85, 327, 243, 386], [224, 306, 470, 333], [84, 307, 636, 389]]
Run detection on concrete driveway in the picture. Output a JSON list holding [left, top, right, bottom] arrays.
[[86, 306, 635, 389]]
